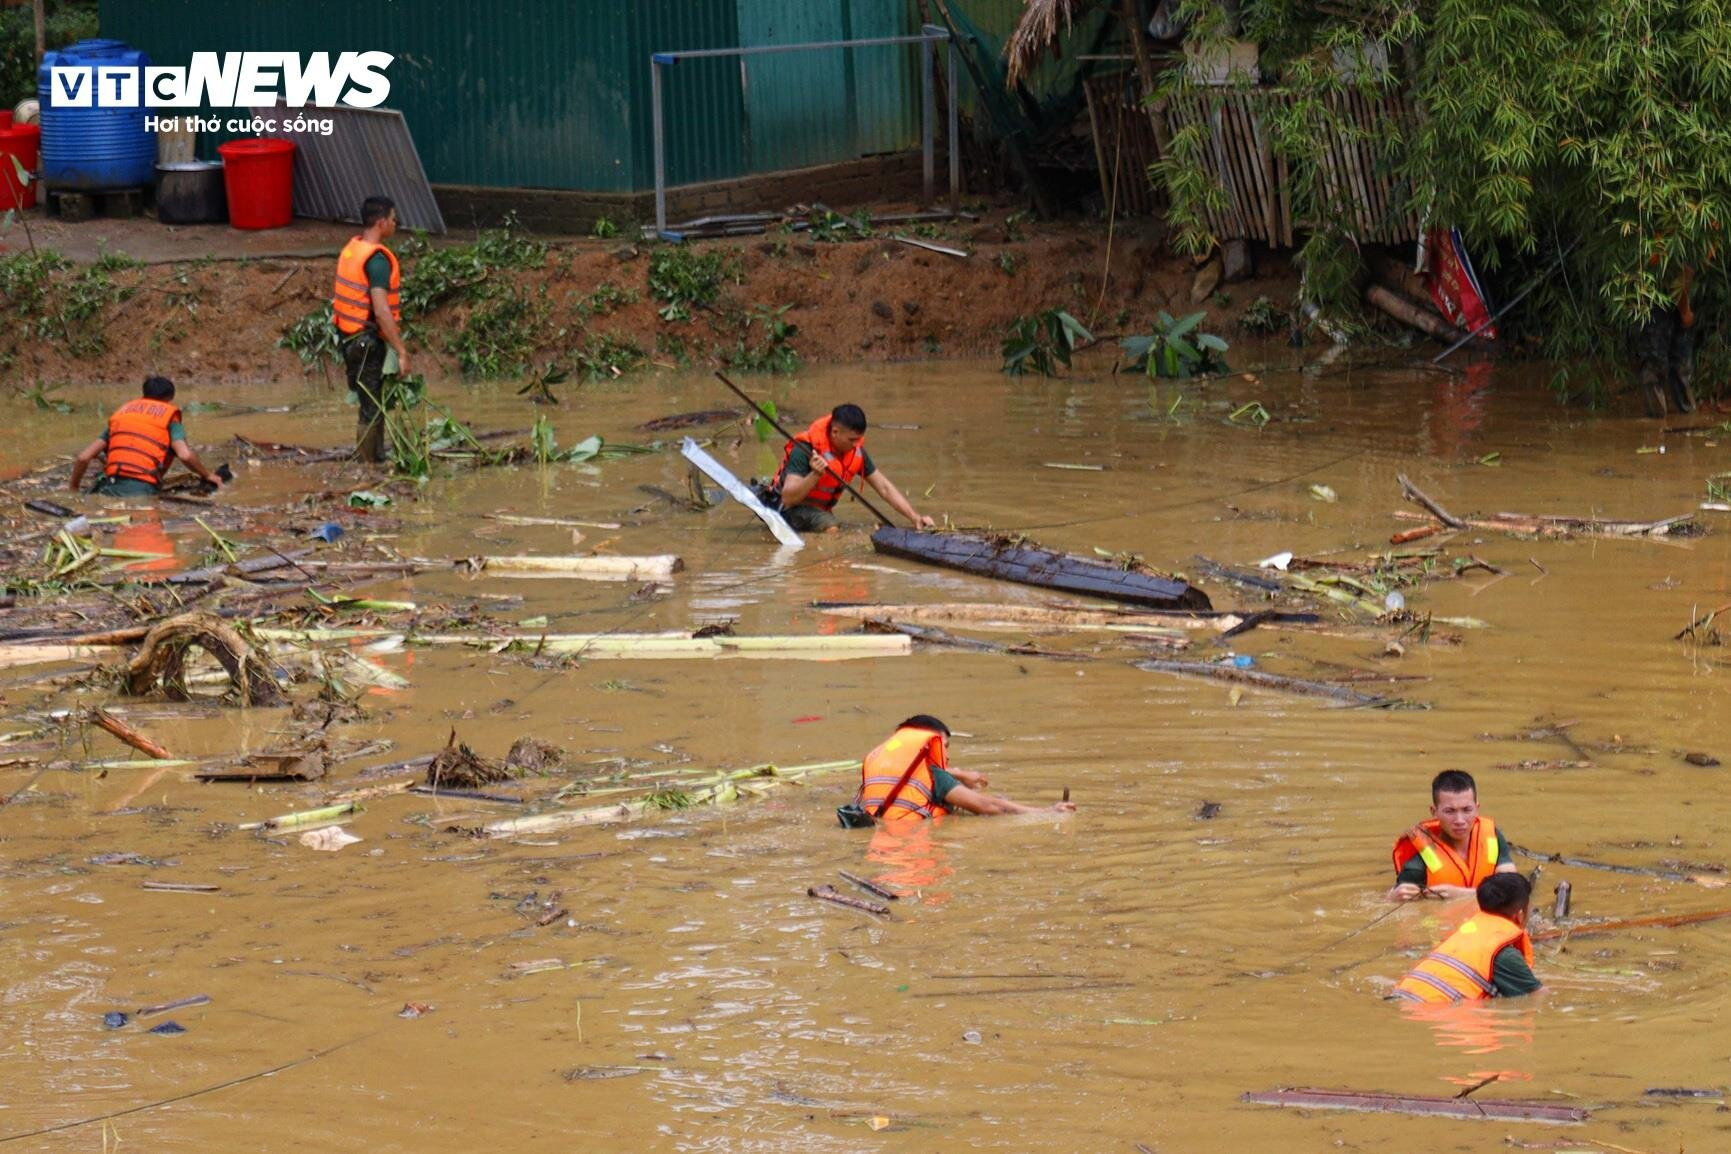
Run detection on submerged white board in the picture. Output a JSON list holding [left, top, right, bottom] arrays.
[[680, 437, 804, 550]]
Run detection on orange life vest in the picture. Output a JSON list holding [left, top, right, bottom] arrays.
[[103, 398, 182, 486], [332, 238, 401, 336], [1392, 817, 1501, 889], [1392, 912, 1533, 1003], [856, 725, 949, 823], [773, 415, 866, 511]]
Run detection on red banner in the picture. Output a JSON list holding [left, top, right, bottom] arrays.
[[1425, 228, 1496, 341]]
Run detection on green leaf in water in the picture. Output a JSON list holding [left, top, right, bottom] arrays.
[[349, 490, 392, 508]]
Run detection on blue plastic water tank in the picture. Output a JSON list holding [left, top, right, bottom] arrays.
[[37, 39, 156, 191]]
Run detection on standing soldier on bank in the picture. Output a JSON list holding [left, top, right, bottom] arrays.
[[332, 196, 409, 462]]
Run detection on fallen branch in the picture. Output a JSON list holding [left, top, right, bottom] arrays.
[[126, 612, 286, 706], [808, 884, 891, 918], [1397, 473, 1466, 529], [1135, 659, 1397, 706], [89, 709, 177, 760]]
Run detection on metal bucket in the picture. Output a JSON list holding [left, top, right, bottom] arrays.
[[155, 161, 227, 225]]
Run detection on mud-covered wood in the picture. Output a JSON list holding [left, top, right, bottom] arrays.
[[871, 528, 1211, 610]]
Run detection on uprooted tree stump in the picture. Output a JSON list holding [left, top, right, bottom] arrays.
[[125, 612, 287, 707]]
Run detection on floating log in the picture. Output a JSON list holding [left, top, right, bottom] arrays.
[[1397, 474, 1466, 530], [1511, 843, 1728, 887], [1365, 284, 1468, 343], [863, 619, 1091, 659], [1532, 905, 1731, 942], [1242, 1087, 1586, 1123], [1135, 659, 1396, 706], [252, 628, 909, 661], [479, 554, 683, 580], [871, 528, 1210, 610], [0, 643, 104, 669]]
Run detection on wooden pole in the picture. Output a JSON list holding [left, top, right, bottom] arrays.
[[90, 709, 177, 761], [34, 0, 46, 65]]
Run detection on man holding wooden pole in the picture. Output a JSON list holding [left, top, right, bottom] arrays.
[[1387, 770, 1518, 901], [759, 403, 934, 534]]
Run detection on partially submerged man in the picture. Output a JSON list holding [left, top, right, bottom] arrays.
[[763, 403, 934, 534], [1388, 770, 1518, 902], [1391, 873, 1542, 1002], [846, 715, 1076, 823], [332, 195, 409, 462], [68, 376, 224, 496]]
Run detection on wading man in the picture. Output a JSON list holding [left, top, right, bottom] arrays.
[[1391, 873, 1542, 1002], [68, 376, 224, 496], [1388, 770, 1518, 902], [763, 404, 934, 534], [332, 195, 409, 462], [842, 715, 1076, 825]]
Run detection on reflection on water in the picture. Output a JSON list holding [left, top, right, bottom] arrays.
[[2, 357, 1730, 1151]]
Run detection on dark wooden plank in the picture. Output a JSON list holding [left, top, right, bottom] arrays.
[[871, 529, 1210, 611], [1242, 1087, 1588, 1123]]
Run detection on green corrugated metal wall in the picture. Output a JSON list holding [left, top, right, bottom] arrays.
[[94, 0, 1000, 192]]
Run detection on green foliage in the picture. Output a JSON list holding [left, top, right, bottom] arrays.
[[808, 209, 873, 243], [572, 331, 645, 382], [753, 398, 779, 442], [654, 331, 690, 365], [1162, 0, 1731, 357], [647, 245, 742, 322], [573, 281, 639, 317], [1239, 295, 1292, 335], [997, 251, 1021, 277], [592, 217, 619, 239], [58, 266, 133, 358], [0, 2, 97, 112], [724, 304, 801, 374], [1001, 309, 1092, 377], [398, 214, 547, 316], [279, 303, 341, 369], [1120, 311, 1231, 380], [447, 286, 549, 378], [0, 252, 67, 321]]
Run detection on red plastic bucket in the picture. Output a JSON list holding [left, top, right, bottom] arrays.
[[217, 137, 295, 229], [0, 115, 41, 212]]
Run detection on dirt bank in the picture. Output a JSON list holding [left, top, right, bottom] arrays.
[[0, 204, 1298, 388]]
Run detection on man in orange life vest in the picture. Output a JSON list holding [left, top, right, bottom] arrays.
[[1388, 770, 1518, 902], [68, 376, 224, 497], [1391, 873, 1542, 1002], [332, 195, 409, 462], [852, 715, 1077, 821], [762, 404, 934, 534]]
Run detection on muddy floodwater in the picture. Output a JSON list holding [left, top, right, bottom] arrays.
[[3, 357, 1729, 1152]]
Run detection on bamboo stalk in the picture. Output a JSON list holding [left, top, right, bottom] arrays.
[[482, 760, 855, 838], [479, 555, 682, 579], [1533, 906, 1731, 942], [240, 802, 360, 832]]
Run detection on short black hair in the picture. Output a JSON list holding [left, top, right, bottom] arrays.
[[831, 403, 867, 433], [1432, 770, 1477, 802], [141, 375, 175, 401], [899, 714, 950, 737], [361, 196, 397, 227], [1476, 872, 1531, 919]]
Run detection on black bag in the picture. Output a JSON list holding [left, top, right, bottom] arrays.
[[835, 748, 930, 830], [750, 480, 783, 512], [835, 802, 874, 829]]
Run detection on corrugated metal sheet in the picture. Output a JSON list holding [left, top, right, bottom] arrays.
[[630, 1, 747, 186], [251, 104, 447, 233], [99, 0, 934, 193], [100, 0, 642, 191]]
